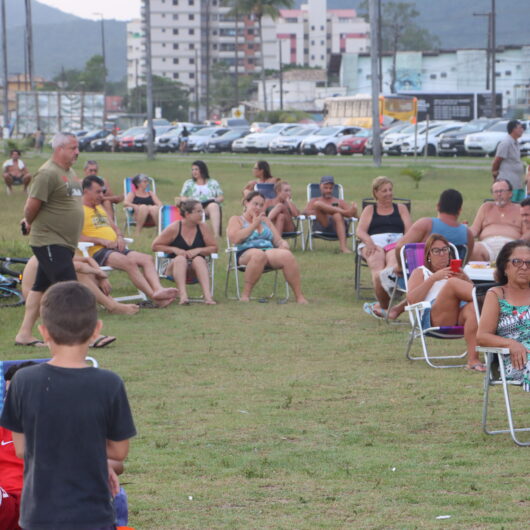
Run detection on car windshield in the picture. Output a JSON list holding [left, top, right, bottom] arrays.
[[354, 129, 371, 138], [485, 121, 508, 132], [262, 124, 287, 134], [122, 127, 145, 136], [194, 127, 221, 136], [217, 130, 242, 140], [316, 126, 341, 136], [454, 122, 486, 134]]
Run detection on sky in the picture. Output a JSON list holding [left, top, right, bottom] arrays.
[[37, 0, 141, 21]]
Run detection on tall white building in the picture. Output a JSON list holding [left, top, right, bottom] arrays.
[[129, 0, 369, 118]]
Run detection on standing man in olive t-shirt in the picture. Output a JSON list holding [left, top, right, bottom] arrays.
[[15, 132, 83, 346]]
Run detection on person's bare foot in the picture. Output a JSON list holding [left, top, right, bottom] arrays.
[[155, 296, 176, 308], [204, 299, 217, 305], [239, 295, 250, 302], [179, 297, 190, 305], [340, 247, 353, 254], [296, 296, 309, 304], [108, 303, 140, 315], [152, 287, 179, 300]]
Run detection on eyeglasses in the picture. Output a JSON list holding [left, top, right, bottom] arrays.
[[509, 259, 530, 269], [253, 166, 260, 170], [430, 246, 450, 255], [492, 189, 510, 194]]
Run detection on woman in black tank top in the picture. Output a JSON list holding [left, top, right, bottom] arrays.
[[356, 177, 412, 320], [152, 200, 218, 304], [123, 174, 162, 234]]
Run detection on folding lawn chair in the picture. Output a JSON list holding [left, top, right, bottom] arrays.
[[305, 183, 356, 251], [123, 176, 157, 235], [154, 205, 218, 302], [475, 288, 530, 446], [255, 182, 305, 250], [354, 197, 411, 299], [402, 242, 471, 368], [224, 236, 289, 301]]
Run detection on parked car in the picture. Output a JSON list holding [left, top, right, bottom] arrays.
[[134, 125, 176, 151], [519, 131, 530, 157], [206, 128, 250, 152], [464, 120, 511, 156], [220, 117, 249, 128], [187, 127, 230, 152], [269, 125, 320, 154], [338, 129, 371, 155], [166, 124, 207, 152], [382, 121, 443, 155], [250, 122, 271, 133], [118, 126, 147, 152], [90, 133, 114, 152], [244, 123, 300, 152], [78, 128, 112, 151], [231, 136, 248, 153], [301, 126, 362, 155], [400, 122, 463, 156], [438, 118, 501, 156], [365, 121, 410, 155]]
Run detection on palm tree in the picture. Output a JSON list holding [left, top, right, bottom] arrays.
[[226, 0, 293, 115]]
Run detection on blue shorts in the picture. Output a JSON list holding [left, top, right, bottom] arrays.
[[421, 307, 431, 329]]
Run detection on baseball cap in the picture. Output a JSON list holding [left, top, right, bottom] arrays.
[[320, 175, 334, 185]]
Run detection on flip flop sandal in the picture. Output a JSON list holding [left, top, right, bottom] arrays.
[[90, 336, 117, 348], [363, 302, 387, 320]]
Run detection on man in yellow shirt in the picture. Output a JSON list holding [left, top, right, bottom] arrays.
[[81, 175, 178, 307]]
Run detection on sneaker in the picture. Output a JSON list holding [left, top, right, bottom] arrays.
[[379, 267, 397, 295]]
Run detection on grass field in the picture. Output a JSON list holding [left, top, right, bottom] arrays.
[[1, 150, 529, 529]]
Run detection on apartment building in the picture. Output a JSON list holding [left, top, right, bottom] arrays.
[[129, 0, 369, 117]]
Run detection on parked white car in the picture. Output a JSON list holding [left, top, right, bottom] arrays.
[[400, 122, 464, 156], [231, 136, 248, 153], [382, 121, 443, 155], [244, 123, 300, 152], [301, 126, 361, 155], [187, 127, 229, 152], [464, 120, 512, 156], [519, 131, 530, 157], [269, 125, 320, 154]]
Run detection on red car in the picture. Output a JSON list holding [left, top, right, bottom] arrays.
[[338, 129, 371, 155]]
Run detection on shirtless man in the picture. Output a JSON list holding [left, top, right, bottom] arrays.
[[303, 175, 357, 253], [469, 179, 523, 261], [521, 197, 530, 239], [3, 149, 31, 194], [83, 160, 123, 222]]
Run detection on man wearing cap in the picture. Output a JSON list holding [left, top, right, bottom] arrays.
[[303, 175, 358, 253], [492, 120, 526, 202]]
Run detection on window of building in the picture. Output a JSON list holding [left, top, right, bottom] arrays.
[[286, 17, 297, 23], [311, 55, 315, 60], [173, 0, 178, 4], [213, 44, 217, 50], [304, 48, 308, 53], [212, 30, 218, 35], [161, 28, 166, 32], [440, 72, 447, 78], [320, 25, 324, 30], [162, 58, 166, 62], [430, 74, 437, 79], [189, 14, 194, 20], [190, 58, 195, 64], [189, 43, 195, 50], [290, 47, 295, 54], [311, 25, 315, 30], [189, 73, 195, 79], [162, 43, 166, 47], [248, 43, 254, 50], [162, 13, 165, 18], [173, 29, 178, 34], [320, 40, 324, 45], [366, 74, 371, 79], [173, 14, 178, 19], [505, 70, 512, 76], [189, 28, 194, 34], [316, 81, 325, 87], [173, 73, 179, 79], [311, 40, 314, 45], [188, 0, 194, 4], [247, 28, 254, 35], [321, 55, 324, 60], [248, 58, 254, 64], [212, 0, 217, 4], [173, 43, 179, 49], [173, 58, 179, 64]]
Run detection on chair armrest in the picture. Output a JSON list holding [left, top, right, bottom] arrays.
[[124, 237, 134, 245], [211, 253, 218, 260], [225, 247, 238, 253], [296, 215, 306, 220], [476, 346, 511, 355], [77, 242, 94, 257], [405, 300, 432, 311], [156, 251, 166, 257]]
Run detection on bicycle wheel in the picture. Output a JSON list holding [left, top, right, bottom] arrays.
[[0, 286, 24, 307]]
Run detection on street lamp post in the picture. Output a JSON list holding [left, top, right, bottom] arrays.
[[93, 12, 107, 121]]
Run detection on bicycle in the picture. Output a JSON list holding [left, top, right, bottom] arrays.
[[0, 256, 29, 307]]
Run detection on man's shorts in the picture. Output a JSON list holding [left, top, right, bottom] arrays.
[[93, 247, 131, 267], [312, 216, 348, 235], [480, 236, 513, 261], [0, 487, 21, 530], [31, 245, 76, 292], [10, 175, 23, 185]]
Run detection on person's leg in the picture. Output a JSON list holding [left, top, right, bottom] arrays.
[[264, 249, 308, 303], [205, 202, 221, 237], [332, 213, 351, 253], [15, 290, 44, 344], [22, 174, 31, 192], [430, 278, 473, 324], [191, 255, 215, 303], [238, 249, 268, 302], [361, 247, 388, 310], [106, 251, 176, 307], [147, 205, 160, 227], [4, 175, 13, 194], [133, 205, 149, 233], [457, 302, 482, 369], [168, 256, 189, 304], [470, 242, 490, 261]]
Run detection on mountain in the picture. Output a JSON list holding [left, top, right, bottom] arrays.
[[1, 0, 128, 82], [326, 0, 529, 49]]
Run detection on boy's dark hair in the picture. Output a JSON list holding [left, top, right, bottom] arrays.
[[41, 281, 98, 345], [4, 361, 37, 381], [82, 175, 105, 190], [438, 189, 463, 216], [521, 197, 530, 208]]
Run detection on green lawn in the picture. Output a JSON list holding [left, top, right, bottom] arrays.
[[1, 150, 528, 529]]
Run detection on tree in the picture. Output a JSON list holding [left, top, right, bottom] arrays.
[[80, 55, 106, 92], [359, 1, 441, 93], [210, 61, 255, 114], [124, 75, 189, 121], [225, 0, 294, 115]]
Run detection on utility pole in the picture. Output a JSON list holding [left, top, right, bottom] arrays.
[[143, 0, 155, 159], [234, 10, 239, 109], [369, 0, 381, 167], [94, 13, 107, 121], [490, 0, 496, 117], [1, 0, 9, 132], [194, 49, 199, 120], [377, 0, 382, 92], [205, 0, 211, 120], [279, 40, 284, 111], [472, 11, 491, 90], [24, 0, 34, 90]]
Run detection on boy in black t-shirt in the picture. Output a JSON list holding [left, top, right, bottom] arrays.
[[0, 281, 136, 530]]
